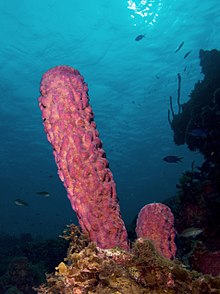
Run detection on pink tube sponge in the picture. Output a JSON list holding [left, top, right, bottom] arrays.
[[38, 66, 128, 250], [136, 203, 176, 259]]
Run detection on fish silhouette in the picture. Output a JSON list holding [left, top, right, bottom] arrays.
[[184, 50, 192, 59], [135, 34, 145, 41], [175, 41, 184, 53], [163, 155, 183, 163]]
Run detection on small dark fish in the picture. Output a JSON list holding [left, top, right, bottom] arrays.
[[37, 191, 50, 197], [184, 50, 192, 59], [14, 199, 29, 206], [163, 155, 183, 163], [188, 128, 208, 139], [175, 41, 184, 53], [179, 227, 203, 238], [135, 34, 145, 41]]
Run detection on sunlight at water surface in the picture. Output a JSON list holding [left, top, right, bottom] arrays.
[[127, 0, 162, 26]]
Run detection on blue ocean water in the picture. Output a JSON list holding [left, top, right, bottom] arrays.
[[0, 0, 219, 238]]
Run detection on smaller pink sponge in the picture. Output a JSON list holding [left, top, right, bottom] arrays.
[[135, 203, 176, 259]]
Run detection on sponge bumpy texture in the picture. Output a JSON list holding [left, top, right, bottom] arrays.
[[136, 203, 176, 259], [39, 66, 128, 250]]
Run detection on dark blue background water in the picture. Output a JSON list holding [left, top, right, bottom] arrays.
[[0, 0, 219, 238]]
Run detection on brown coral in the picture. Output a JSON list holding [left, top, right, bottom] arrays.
[[37, 229, 220, 294]]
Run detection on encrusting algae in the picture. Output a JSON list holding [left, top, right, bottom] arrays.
[[36, 225, 220, 294]]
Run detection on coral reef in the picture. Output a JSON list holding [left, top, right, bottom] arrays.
[[166, 49, 220, 277], [189, 242, 220, 277], [165, 165, 220, 277], [135, 203, 176, 260], [169, 49, 220, 161], [37, 227, 220, 293], [39, 66, 128, 250]]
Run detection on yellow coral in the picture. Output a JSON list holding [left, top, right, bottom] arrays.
[[55, 262, 68, 276], [36, 227, 220, 293]]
